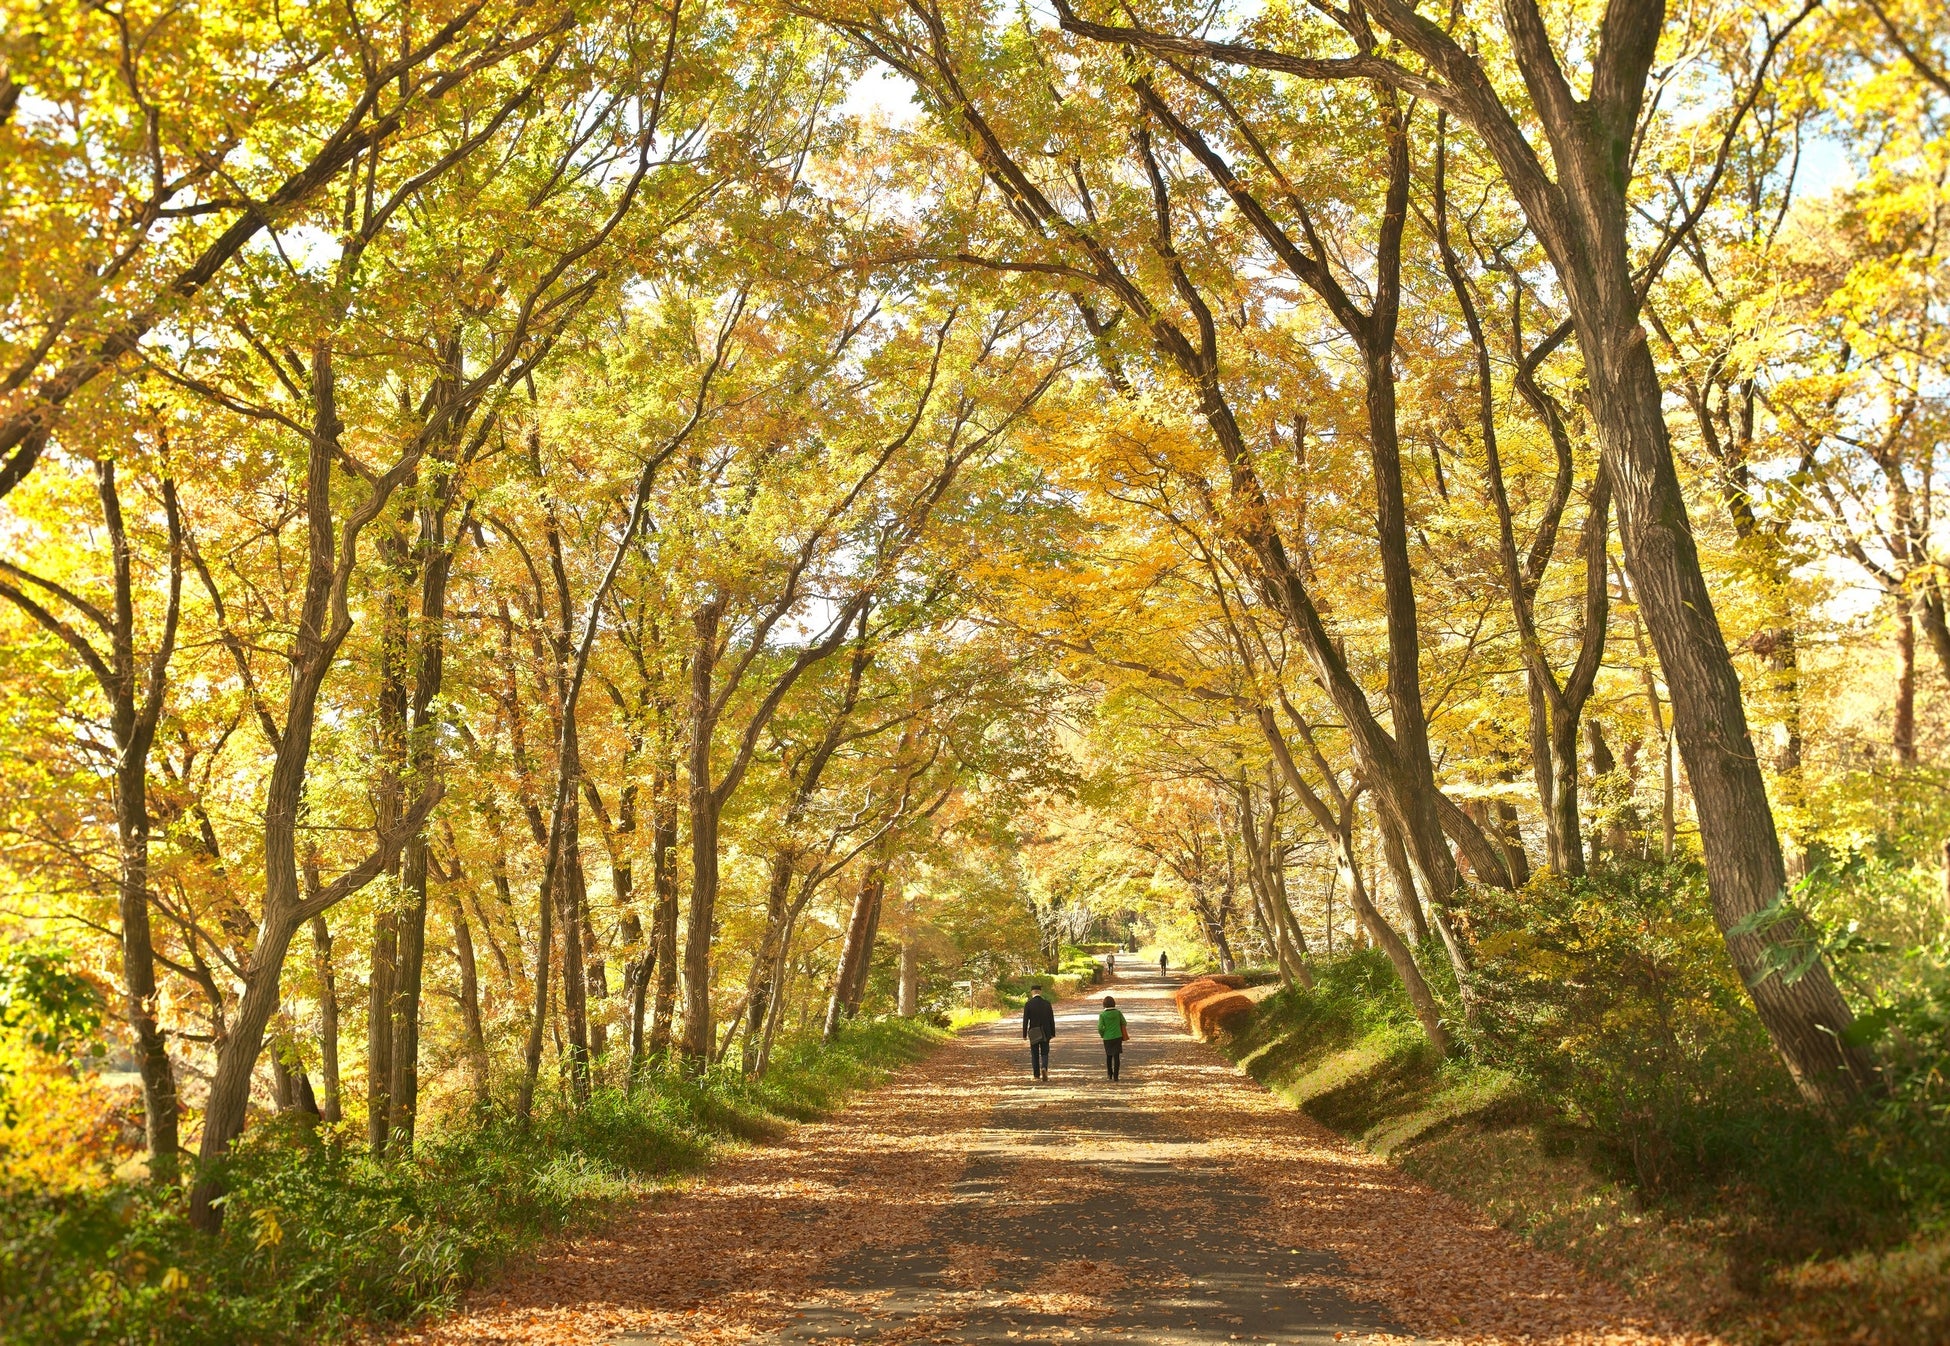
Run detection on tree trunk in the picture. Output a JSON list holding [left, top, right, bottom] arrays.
[[367, 912, 396, 1151], [1378, 815, 1432, 946], [79, 463, 186, 1180], [369, 525, 411, 1153], [388, 833, 428, 1148], [845, 873, 888, 1017], [825, 860, 886, 1039], [1586, 719, 1616, 871], [191, 918, 297, 1227], [516, 843, 553, 1124], [581, 901, 607, 1062], [682, 791, 720, 1061], [1548, 710, 1585, 878], [743, 851, 797, 1073], [384, 484, 458, 1152], [115, 761, 179, 1182], [1270, 866, 1314, 981], [309, 915, 342, 1125], [1497, 800, 1532, 887], [626, 945, 654, 1083], [450, 897, 490, 1103], [1202, 896, 1237, 972], [1589, 327, 1876, 1104], [682, 601, 723, 1062], [559, 788, 591, 1100], [1336, 812, 1451, 1055], [645, 780, 680, 1060], [1239, 781, 1308, 985], [899, 917, 919, 1018], [1896, 602, 1917, 765]]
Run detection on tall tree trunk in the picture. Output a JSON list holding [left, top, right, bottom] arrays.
[[1445, 0, 1875, 1102], [587, 775, 640, 1073], [825, 859, 886, 1039], [559, 790, 592, 1099], [389, 835, 428, 1147], [645, 781, 681, 1061], [1586, 719, 1616, 871], [682, 784, 721, 1061], [845, 872, 888, 1017], [682, 600, 724, 1062], [115, 750, 179, 1181], [369, 524, 411, 1153], [367, 913, 396, 1151], [1592, 330, 1874, 1101], [581, 901, 607, 1062], [1378, 816, 1432, 946], [1237, 790, 1306, 986], [1896, 602, 1917, 765], [1270, 862, 1314, 979], [743, 852, 798, 1073], [1496, 799, 1532, 888], [1199, 889, 1237, 972], [449, 897, 490, 1103], [98, 466, 184, 1181], [309, 914, 342, 1125], [516, 848, 554, 1124], [898, 912, 920, 1019], [1337, 805, 1452, 1055], [389, 490, 461, 1148]]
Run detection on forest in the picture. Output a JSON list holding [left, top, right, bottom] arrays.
[[0, 0, 1946, 1337]]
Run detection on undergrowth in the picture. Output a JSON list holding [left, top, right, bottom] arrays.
[[0, 1017, 944, 1346], [1217, 866, 1950, 1343]]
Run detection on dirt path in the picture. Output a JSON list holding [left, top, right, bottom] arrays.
[[395, 974, 1712, 1345]]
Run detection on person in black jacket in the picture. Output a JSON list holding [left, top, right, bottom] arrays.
[[1022, 986, 1056, 1080]]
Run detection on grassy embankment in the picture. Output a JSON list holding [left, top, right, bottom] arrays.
[[1198, 954, 1950, 1345], [0, 1018, 946, 1346]]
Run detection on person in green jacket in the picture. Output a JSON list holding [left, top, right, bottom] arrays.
[[1097, 996, 1128, 1081]]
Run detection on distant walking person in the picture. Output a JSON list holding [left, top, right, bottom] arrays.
[[1097, 996, 1127, 1080], [1023, 985, 1056, 1080], [1106, 951, 1116, 976], [1159, 951, 1168, 975]]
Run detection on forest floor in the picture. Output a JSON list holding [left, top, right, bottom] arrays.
[[387, 974, 1713, 1346]]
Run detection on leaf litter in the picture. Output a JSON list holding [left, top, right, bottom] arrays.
[[383, 983, 1717, 1346]]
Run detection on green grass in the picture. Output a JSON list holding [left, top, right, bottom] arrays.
[[0, 1017, 946, 1346], [1225, 950, 1522, 1155]]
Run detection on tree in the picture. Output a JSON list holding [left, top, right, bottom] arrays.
[[1049, 0, 1878, 1107], [0, 444, 183, 1178]]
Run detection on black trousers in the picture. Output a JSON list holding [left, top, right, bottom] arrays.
[[1029, 1038, 1050, 1076], [1103, 1038, 1123, 1079]]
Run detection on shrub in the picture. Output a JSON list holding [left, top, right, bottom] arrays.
[[1462, 861, 1946, 1257], [1465, 862, 1779, 1186]]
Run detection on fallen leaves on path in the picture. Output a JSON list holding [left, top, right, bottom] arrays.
[[384, 984, 1717, 1346]]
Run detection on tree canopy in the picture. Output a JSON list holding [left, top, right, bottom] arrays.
[[1, 0, 1948, 1324]]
